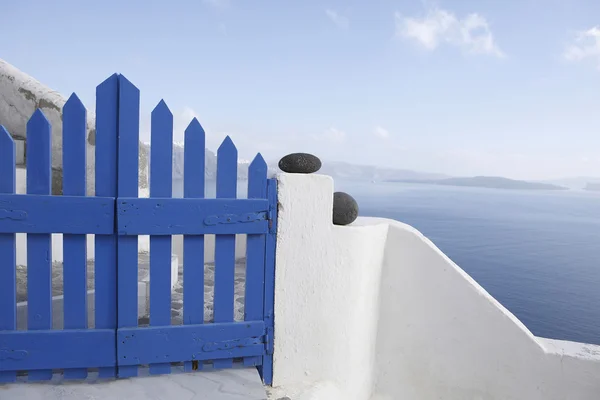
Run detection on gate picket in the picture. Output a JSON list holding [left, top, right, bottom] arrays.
[[183, 118, 206, 372], [94, 74, 120, 379], [62, 94, 89, 380], [213, 137, 238, 370], [116, 75, 141, 378], [0, 126, 16, 383], [149, 100, 174, 375], [26, 110, 53, 382]]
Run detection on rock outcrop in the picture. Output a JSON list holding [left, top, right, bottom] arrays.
[[0, 58, 148, 195]]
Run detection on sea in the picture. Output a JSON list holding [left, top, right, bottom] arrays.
[[174, 178, 600, 345]]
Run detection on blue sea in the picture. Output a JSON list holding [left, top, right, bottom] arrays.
[[335, 180, 600, 346], [173, 179, 600, 345]]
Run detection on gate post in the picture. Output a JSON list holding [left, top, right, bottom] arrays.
[[260, 178, 278, 385]]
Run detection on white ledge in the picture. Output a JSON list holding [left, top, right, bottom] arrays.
[[271, 173, 600, 400]]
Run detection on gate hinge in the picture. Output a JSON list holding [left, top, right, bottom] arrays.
[[264, 326, 274, 355]]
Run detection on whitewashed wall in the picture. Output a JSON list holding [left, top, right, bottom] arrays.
[[270, 173, 600, 400]]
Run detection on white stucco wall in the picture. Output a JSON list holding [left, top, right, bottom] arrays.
[[270, 173, 600, 400], [372, 220, 600, 400], [271, 173, 387, 400]]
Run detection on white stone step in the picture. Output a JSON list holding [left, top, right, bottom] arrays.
[[0, 365, 267, 400]]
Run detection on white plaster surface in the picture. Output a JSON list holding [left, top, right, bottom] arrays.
[[0, 366, 267, 399], [271, 173, 600, 400], [371, 218, 600, 400], [271, 174, 387, 400]]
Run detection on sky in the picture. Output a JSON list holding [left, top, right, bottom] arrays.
[[1, 0, 600, 180]]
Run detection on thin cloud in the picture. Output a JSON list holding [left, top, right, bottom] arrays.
[[373, 126, 390, 139], [326, 9, 349, 29], [564, 26, 600, 69], [312, 127, 346, 143], [395, 7, 504, 58]]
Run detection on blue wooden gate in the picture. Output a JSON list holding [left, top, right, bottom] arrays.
[[0, 74, 277, 384]]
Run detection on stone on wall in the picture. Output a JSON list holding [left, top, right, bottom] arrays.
[[278, 153, 322, 174]]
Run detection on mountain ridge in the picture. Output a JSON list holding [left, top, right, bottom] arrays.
[[385, 176, 567, 191]]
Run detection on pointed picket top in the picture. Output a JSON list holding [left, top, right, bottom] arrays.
[[216, 136, 237, 197], [0, 125, 15, 190], [150, 98, 173, 198], [96, 74, 119, 117], [63, 94, 86, 153], [64, 93, 85, 114], [97, 73, 119, 92], [118, 74, 140, 97], [185, 118, 205, 138], [150, 100, 173, 145], [27, 109, 51, 134], [248, 153, 267, 199], [0, 125, 14, 147], [26, 109, 51, 194], [249, 153, 267, 173], [118, 73, 135, 86], [217, 135, 237, 156], [151, 99, 173, 119]]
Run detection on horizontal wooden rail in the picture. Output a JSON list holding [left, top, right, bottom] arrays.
[[0, 329, 116, 371], [117, 321, 267, 365], [0, 194, 115, 234], [117, 198, 270, 235]]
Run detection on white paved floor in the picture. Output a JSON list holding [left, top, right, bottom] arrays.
[[0, 366, 267, 400]]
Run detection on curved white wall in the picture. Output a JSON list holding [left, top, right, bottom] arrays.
[[270, 173, 600, 400], [373, 220, 600, 400]]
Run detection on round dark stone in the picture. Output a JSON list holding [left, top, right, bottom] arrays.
[[333, 192, 359, 226], [278, 153, 321, 174]]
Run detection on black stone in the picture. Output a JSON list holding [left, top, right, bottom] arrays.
[[333, 192, 359, 226], [278, 153, 321, 174]]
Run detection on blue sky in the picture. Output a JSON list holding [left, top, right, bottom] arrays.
[[2, 0, 600, 179]]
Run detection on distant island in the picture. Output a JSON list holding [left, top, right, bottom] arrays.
[[584, 183, 600, 192], [269, 158, 599, 191], [297, 160, 450, 182], [385, 176, 568, 191]]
